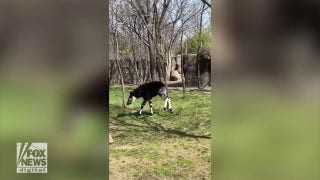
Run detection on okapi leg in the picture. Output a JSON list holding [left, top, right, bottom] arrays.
[[158, 86, 173, 112], [139, 100, 147, 115], [148, 100, 153, 115], [167, 98, 173, 112], [163, 97, 168, 111]]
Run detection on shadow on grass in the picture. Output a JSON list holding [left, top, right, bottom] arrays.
[[116, 112, 139, 117], [142, 119, 211, 139], [115, 108, 163, 118], [117, 111, 156, 117], [112, 117, 211, 139]]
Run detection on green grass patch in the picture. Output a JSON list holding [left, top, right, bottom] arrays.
[[109, 86, 211, 179]]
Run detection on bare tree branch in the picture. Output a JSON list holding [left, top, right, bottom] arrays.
[[200, 0, 211, 8]]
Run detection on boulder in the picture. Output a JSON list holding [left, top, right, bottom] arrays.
[[170, 70, 181, 81]]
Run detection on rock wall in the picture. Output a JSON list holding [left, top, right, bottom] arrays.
[[182, 50, 211, 87]]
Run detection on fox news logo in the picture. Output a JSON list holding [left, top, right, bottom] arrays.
[[16, 142, 47, 173]]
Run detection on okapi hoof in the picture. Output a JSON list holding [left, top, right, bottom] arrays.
[[169, 109, 174, 113], [163, 107, 167, 111]]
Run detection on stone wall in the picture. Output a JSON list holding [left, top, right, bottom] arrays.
[[182, 50, 211, 87], [108, 50, 212, 87]]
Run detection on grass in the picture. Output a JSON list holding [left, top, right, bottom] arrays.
[[109, 86, 211, 179]]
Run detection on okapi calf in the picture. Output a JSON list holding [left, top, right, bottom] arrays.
[[127, 81, 173, 115]]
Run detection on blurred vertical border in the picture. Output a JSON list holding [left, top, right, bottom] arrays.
[[1, 0, 108, 179], [213, 0, 320, 179]]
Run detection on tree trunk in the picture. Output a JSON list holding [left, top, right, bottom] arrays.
[[166, 50, 172, 81], [131, 44, 141, 85], [116, 59, 126, 108], [197, 4, 206, 89], [156, 60, 163, 82], [141, 59, 145, 83], [113, 32, 126, 108], [148, 40, 158, 81], [180, 32, 186, 99]]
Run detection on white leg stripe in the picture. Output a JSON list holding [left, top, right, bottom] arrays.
[[164, 98, 168, 107]]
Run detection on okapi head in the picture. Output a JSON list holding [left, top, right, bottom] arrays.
[[126, 90, 139, 105]]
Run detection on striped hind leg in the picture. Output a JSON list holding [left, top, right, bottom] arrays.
[[148, 100, 153, 115], [167, 98, 173, 112], [165, 97, 173, 112], [163, 97, 168, 111], [158, 89, 173, 112], [139, 100, 147, 115]]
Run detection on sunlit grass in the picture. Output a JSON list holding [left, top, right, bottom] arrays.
[[109, 86, 211, 179]]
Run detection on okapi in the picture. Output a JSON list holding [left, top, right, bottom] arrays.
[[127, 81, 173, 115]]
